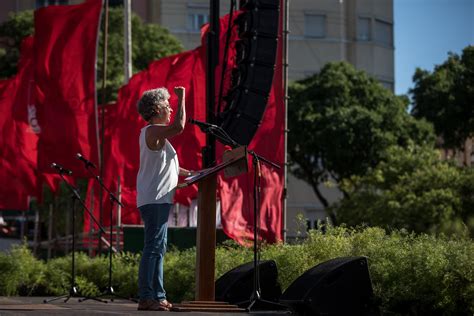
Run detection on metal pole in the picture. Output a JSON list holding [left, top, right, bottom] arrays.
[[116, 175, 122, 250], [47, 204, 53, 260], [33, 208, 39, 255], [205, 0, 219, 165], [282, 0, 289, 242], [88, 185, 94, 256], [124, 0, 132, 83], [65, 199, 71, 254], [93, 1, 103, 212], [98, 0, 109, 254]]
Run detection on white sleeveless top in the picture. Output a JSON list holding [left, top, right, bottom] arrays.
[[136, 125, 179, 207]]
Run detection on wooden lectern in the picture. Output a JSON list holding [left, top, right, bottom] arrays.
[[172, 146, 248, 312]]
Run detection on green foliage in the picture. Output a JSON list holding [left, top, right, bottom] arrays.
[[0, 7, 183, 103], [288, 62, 435, 214], [410, 45, 474, 149], [1, 227, 473, 315], [0, 242, 46, 296], [164, 248, 197, 302], [110, 252, 141, 297], [41, 254, 72, 295], [335, 144, 474, 236], [263, 227, 474, 315], [0, 10, 34, 78]]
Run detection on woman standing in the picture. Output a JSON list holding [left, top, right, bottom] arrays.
[[135, 86, 193, 311]]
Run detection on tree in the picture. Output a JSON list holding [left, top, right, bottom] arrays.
[[335, 144, 474, 236], [0, 7, 184, 102], [288, 62, 434, 221], [410, 45, 474, 150], [0, 11, 34, 78]]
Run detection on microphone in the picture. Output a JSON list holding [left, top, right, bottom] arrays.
[[188, 118, 218, 130], [51, 163, 73, 175], [76, 153, 97, 169]]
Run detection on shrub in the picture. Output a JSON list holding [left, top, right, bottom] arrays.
[[0, 242, 46, 296], [0, 227, 472, 315], [164, 247, 196, 302]]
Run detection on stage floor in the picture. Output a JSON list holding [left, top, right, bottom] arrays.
[[0, 297, 291, 315]]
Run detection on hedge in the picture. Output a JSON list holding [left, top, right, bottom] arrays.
[[0, 226, 472, 315]]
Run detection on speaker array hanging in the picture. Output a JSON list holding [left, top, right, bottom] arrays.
[[219, 0, 280, 146]]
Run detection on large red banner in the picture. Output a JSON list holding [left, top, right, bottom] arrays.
[[0, 37, 38, 210], [211, 10, 285, 244], [34, 0, 102, 178]]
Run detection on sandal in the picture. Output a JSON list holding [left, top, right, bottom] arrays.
[[138, 299, 170, 311], [159, 299, 173, 309]]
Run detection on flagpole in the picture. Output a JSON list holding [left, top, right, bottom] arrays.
[[98, 0, 109, 254], [282, 0, 289, 242], [94, 2, 105, 175], [124, 0, 132, 83]]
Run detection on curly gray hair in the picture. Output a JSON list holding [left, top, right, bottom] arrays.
[[137, 87, 171, 121]]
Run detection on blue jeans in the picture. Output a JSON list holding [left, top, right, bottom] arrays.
[[138, 203, 171, 301]]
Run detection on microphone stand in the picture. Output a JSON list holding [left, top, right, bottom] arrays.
[[78, 163, 137, 303], [195, 124, 287, 312], [245, 150, 287, 312], [44, 169, 107, 304]]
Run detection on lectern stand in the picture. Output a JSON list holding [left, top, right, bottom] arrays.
[[172, 146, 247, 313]]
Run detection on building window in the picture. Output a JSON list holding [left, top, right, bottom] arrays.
[[305, 218, 328, 232], [305, 14, 326, 38], [188, 12, 209, 32], [357, 17, 371, 41], [36, 0, 68, 8], [374, 19, 393, 46]]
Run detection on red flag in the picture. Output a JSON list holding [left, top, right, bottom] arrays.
[[0, 37, 38, 210], [209, 10, 285, 244], [34, 0, 102, 177]]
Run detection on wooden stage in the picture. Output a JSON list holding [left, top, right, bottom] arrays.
[[0, 296, 292, 315]]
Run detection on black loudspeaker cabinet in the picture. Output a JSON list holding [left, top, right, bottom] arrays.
[[215, 259, 282, 306], [220, 0, 279, 146], [280, 256, 380, 316], [240, 0, 279, 10], [236, 8, 279, 38]]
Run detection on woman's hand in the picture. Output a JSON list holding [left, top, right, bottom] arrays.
[[179, 167, 195, 177], [174, 86, 185, 99]]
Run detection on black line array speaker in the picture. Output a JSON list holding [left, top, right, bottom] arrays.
[[219, 0, 280, 146], [280, 257, 380, 316], [215, 260, 282, 306]]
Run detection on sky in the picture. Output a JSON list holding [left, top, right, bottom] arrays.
[[394, 0, 474, 95]]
